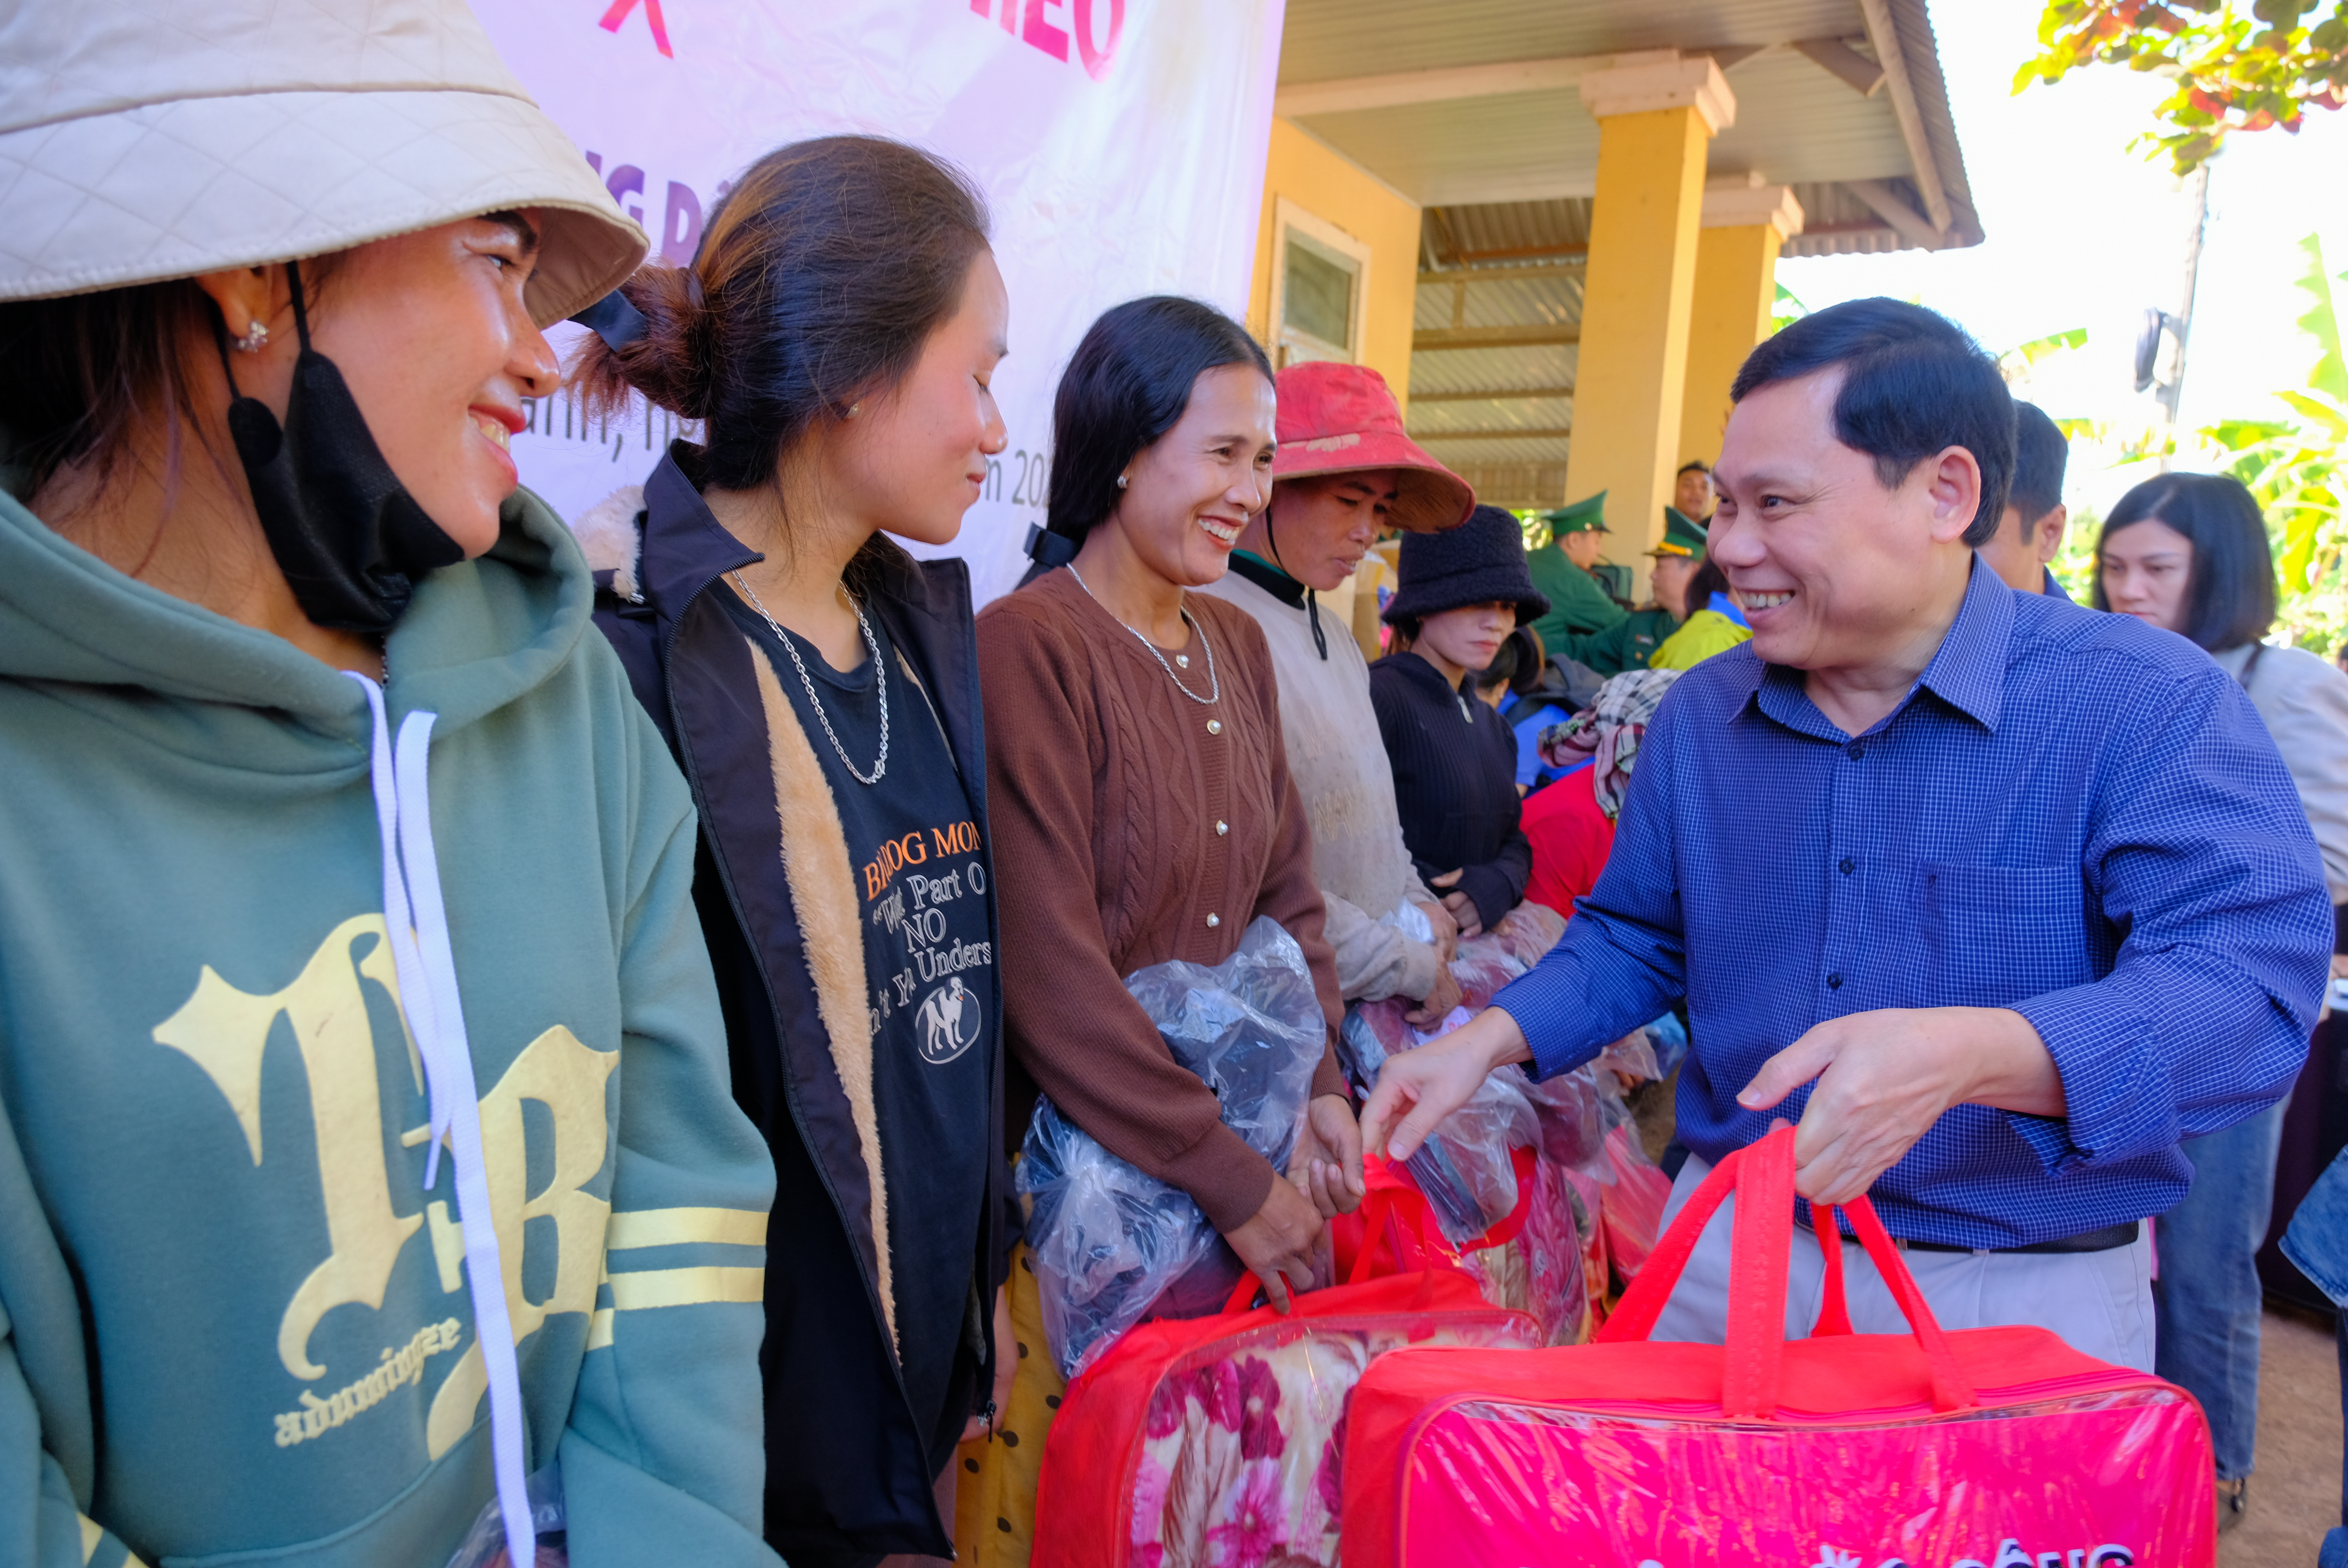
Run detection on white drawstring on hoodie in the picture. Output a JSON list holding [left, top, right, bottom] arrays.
[[344, 672, 535, 1565]]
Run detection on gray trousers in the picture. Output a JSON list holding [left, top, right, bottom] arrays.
[[1647, 1154, 2156, 1372]]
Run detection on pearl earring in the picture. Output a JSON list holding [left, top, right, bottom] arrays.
[[1116, 474, 1129, 489], [232, 321, 269, 354], [846, 403, 863, 419]]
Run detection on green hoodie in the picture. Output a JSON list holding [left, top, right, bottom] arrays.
[[0, 476, 779, 1567]]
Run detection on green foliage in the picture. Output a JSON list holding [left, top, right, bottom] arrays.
[[1769, 282, 1809, 337], [2050, 505, 2105, 601], [2210, 234, 2347, 651], [2000, 327, 2092, 380], [2052, 237, 2347, 651], [2019, 0, 2348, 171]]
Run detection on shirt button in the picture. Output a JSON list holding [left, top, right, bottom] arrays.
[[1206, 912, 1221, 929], [1827, 972, 1845, 990], [1215, 820, 1228, 836], [1839, 857, 1855, 876], [1846, 741, 1866, 760], [1207, 720, 1223, 735]]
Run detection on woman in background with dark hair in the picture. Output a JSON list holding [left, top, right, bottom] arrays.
[[573, 135, 1015, 1568], [969, 296, 1363, 1564], [2098, 471, 2348, 1534]]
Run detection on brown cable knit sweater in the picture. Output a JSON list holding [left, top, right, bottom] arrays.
[[977, 568, 1348, 1232]]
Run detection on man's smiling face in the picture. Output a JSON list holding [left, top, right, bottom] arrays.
[[1707, 368, 1970, 674]]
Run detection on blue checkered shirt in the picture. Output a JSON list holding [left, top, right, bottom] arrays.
[[1497, 560, 2333, 1247]]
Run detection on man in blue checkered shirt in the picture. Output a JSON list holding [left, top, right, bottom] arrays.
[[1360, 299, 2332, 1369]]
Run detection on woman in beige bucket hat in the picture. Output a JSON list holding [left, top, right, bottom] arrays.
[[0, 4, 780, 1567]]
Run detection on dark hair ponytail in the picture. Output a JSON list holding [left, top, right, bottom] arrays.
[[1042, 296, 1273, 550], [573, 135, 991, 492]]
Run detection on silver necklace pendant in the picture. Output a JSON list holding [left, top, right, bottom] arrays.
[[1065, 563, 1222, 706], [729, 571, 889, 785]]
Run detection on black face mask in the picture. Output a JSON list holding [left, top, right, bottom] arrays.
[[215, 258, 465, 635]]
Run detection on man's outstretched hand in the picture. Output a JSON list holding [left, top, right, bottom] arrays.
[[1358, 1006, 1532, 1160], [1738, 1005, 2066, 1207]]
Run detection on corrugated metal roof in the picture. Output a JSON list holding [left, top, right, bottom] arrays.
[[1445, 461, 1578, 509], [1277, 0, 1983, 253], [1407, 343, 1580, 396], [1316, 0, 1989, 483], [1279, 0, 1862, 81], [1887, 0, 1984, 246], [1783, 179, 1903, 256], [1429, 199, 1595, 262], [1411, 273, 1584, 332]]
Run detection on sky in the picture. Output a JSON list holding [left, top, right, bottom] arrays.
[[1776, 0, 2348, 523]]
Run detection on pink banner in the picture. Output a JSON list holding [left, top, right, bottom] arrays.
[[470, 0, 1286, 605]]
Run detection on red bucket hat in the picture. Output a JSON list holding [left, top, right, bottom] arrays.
[[1270, 362, 1475, 533]]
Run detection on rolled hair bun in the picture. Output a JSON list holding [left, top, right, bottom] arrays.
[[571, 262, 712, 424], [570, 136, 990, 495]]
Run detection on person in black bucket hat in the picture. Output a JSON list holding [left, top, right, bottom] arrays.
[[1369, 506, 1549, 936], [1382, 503, 1553, 633]]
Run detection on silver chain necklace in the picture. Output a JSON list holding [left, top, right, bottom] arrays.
[[729, 571, 889, 785], [1065, 563, 1221, 705]]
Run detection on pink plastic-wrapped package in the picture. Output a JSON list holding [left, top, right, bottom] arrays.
[[1449, 1152, 1589, 1348], [1032, 1270, 1542, 1568], [1341, 1128, 2217, 1568], [1124, 1304, 1539, 1567], [1556, 1163, 1613, 1329], [1599, 1118, 1672, 1282]]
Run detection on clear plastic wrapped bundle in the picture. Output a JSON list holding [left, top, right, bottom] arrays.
[[1338, 1003, 1539, 1245], [1520, 1064, 1608, 1179], [1019, 917, 1329, 1378], [1477, 901, 1566, 975]]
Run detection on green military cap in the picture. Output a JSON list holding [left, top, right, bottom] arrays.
[[1646, 507, 1708, 560], [1539, 492, 1609, 535]]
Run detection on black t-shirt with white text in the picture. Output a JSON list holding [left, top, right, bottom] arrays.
[[727, 591, 995, 1445]]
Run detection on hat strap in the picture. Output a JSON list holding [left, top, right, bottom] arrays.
[[1261, 513, 1328, 661], [285, 257, 313, 349]]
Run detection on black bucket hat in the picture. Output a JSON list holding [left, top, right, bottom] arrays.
[[1384, 504, 1552, 626]]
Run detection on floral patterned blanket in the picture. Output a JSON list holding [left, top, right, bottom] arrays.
[[1128, 1309, 1540, 1568]]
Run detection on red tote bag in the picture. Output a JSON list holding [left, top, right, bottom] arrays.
[[1332, 1147, 1592, 1348], [1342, 1126, 2216, 1568], [1032, 1237, 1542, 1568]]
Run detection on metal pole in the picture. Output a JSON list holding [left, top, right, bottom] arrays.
[[2156, 162, 2211, 468]]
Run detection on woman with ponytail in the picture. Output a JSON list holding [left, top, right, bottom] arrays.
[[572, 136, 1016, 1568]]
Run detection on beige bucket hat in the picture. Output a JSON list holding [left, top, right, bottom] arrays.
[[0, 0, 647, 325]]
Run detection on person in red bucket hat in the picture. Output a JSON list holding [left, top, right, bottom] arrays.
[[1200, 362, 1477, 1025]]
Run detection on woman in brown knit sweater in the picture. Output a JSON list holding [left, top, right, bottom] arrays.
[[956, 297, 1363, 1562]]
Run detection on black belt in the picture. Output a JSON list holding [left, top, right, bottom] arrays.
[[1798, 1215, 2139, 1256]]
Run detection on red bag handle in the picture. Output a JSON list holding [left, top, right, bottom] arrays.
[[1598, 1126, 1977, 1416], [1223, 1146, 1540, 1312], [1345, 1147, 1538, 1284]]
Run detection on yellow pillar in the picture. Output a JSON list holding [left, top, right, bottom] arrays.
[[1678, 180, 1804, 467], [1565, 56, 1734, 596]]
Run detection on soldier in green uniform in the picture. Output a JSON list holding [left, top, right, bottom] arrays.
[[1551, 508, 1708, 675], [1524, 491, 1626, 655]]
